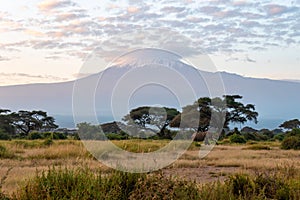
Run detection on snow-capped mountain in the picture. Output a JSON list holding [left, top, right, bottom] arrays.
[[0, 48, 299, 129]]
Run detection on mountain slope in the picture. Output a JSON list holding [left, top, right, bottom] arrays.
[[0, 49, 299, 129]]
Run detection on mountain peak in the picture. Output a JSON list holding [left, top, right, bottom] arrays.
[[110, 48, 188, 68]]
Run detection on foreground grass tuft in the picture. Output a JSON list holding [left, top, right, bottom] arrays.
[[0, 145, 15, 159], [13, 167, 142, 200]]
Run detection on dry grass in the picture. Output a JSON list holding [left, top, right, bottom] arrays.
[[0, 139, 299, 195]]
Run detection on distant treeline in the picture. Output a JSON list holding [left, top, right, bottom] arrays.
[[1, 95, 300, 150]]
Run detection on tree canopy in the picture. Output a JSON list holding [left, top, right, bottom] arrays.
[[279, 119, 300, 130], [123, 106, 179, 138], [0, 109, 15, 135], [170, 95, 258, 132], [0, 109, 58, 136]]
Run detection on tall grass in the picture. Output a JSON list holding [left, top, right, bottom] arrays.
[[6, 164, 300, 200], [13, 167, 146, 200]]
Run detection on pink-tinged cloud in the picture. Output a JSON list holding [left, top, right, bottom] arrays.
[[38, 0, 75, 11], [127, 7, 140, 13], [24, 29, 45, 37], [232, 0, 248, 6], [265, 4, 287, 15]]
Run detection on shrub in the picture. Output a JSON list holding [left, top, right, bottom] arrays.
[[106, 133, 129, 140], [52, 132, 67, 140], [28, 132, 43, 140], [228, 174, 255, 197], [0, 131, 11, 140], [41, 132, 67, 140], [281, 136, 300, 150], [254, 173, 290, 199], [274, 133, 285, 141], [229, 134, 246, 144], [286, 128, 300, 137], [243, 132, 259, 141]]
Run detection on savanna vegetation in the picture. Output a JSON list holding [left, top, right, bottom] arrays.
[[0, 95, 300, 199], [0, 139, 299, 199]]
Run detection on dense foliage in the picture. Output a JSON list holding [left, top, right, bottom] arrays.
[[170, 95, 258, 132], [123, 106, 179, 139], [0, 109, 58, 138]]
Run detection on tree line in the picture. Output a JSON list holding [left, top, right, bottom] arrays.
[[77, 95, 259, 140], [1, 94, 300, 148]]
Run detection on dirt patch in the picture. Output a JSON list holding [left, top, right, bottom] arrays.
[[162, 166, 241, 183]]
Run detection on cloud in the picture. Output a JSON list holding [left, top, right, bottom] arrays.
[[127, 6, 140, 13], [226, 55, 256, 63], [24, 29, 45, 37], [245, 55, 256, 63], [161, 6, 186, 13], [265, 4, 288, 15], [38, 0, 76, 11], [0, 55, 10, 61], [0, 0, 299, 63], [0, 72, 69, 86]]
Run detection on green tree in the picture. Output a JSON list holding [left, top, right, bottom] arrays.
[[123, 106, 179, 138], [170, 95, 258, 133], [279, 119, 300, 130], [0, 109, 15, 135], [170, 97, 212, 132], [11, 110, 58, 136], [223, 95, 258, 128]]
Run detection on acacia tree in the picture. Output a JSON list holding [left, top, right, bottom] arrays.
[[170, 95, 258, 133], [123, 106, 179, 138], [279, 119, 300, 130], [170, 97, 212, 132], [223, 95, 258, 128], [0, 109, 15, 135], [11, 110, 58, 136]]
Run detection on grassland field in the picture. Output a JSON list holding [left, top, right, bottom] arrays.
[[0, 139, 299, 199]]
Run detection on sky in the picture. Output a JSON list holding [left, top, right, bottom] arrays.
[[0, 0, 300, 86]]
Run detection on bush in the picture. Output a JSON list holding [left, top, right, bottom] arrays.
[[281, 136, 300, 150], [274, 133, 285, 141], [228, 174, 255, 197], [42, 132, 67, 140], [28, 132, 43, 140], [286, 128, 300, 137], [254, 173, 290, 199], [106, 132, 129, 140], [52, 132, 67, 140], [0, 131, 11, 140], [243, 132, 260, 141], [229, 134, 246, 144]]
